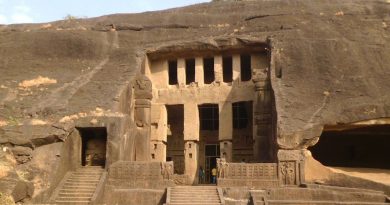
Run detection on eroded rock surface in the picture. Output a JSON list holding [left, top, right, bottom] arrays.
[[1, 0, 390, 203]]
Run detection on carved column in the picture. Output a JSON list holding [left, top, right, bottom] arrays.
[[232, 55, 241, 82], [184, 103, 199, 184], [252, 69, 272, 162], [150, 104, 167, 162], [195, 57, 204, 86], [214, 55, 223, 83], [184, 141, 199, 185], [219, 102, 233, 162], [134, 75, 152, 161], [177, 58, 186, 86]]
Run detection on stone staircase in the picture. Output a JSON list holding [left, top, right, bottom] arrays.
[[167, 186, 224, 205], [50, 166, 105, 205], [251, 184, 390, 205]]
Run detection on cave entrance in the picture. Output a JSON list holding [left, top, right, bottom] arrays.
[[198, 104, 219, 184], [78, 127, 107, 167], [309, 124, 390, 169], [166, 104, 185, 174]]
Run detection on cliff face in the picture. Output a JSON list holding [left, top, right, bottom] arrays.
[[1, 0, 390, 147], [0, 0, 390, 202]]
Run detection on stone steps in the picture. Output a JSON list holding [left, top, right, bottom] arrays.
[[263, 187, 388, 202], [51, 166, 104, 204], [265, 200, 390, 205], [168, 186, 223, 205], [252, 185, 390, 205]]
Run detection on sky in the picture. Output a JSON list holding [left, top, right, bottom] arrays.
[[0, 0, 210, 24]]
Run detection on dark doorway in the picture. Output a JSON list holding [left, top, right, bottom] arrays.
[[203, 57, 215, 84], [168, 60, 178, 85], [166, 105, 185, 174], [205, 144, 220, 184], [240, 54, 251, 81], [309, 125, 390, 169], [78, 127, 107, 167], [223, 56, 233, 83], [185, 58, 195, 85]]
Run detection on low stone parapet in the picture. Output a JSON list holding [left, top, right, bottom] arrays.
[[217, 160, 279, 188], [107, 161, 174, 189]]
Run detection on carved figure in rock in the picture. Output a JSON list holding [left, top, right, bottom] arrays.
[[161, 161, 173, 180], [280, 161, 295, 185], [198, 166, 205, 184], [217, 158, 228, 178]]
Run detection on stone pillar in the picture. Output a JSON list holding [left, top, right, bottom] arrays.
[[184, 103, 200, 184], [219, 102, 233, 162], [252, 69, 272, 162], [184, 103, 199, 141], [184, 141, 199, 184], [232, 55, 241, 82], [214, 55, 223, 83], [150, 104, 167, 162], [177, 58, 186, 86], [195, 57, 204, 86], [135, 100, 151, 161], [134, 75, 153, 161]]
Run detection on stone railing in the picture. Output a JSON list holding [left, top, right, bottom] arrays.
[[217, 150, 306, 188], [107, 161, 174, 189], [217, 159, 279, 188]]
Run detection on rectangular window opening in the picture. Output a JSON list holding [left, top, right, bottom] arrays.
[[185, 58, 196, 85], [223, 56, 233, 83], [240, 54, 251, 81], [203, 57, 215, 84], [233, 101, 252, 129], [199, 104, 219, 130], [168, 60, 178, 85], [166, 104, 185, 174]]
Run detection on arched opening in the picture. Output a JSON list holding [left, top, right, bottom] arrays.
[[310, 124, 390, 169]]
